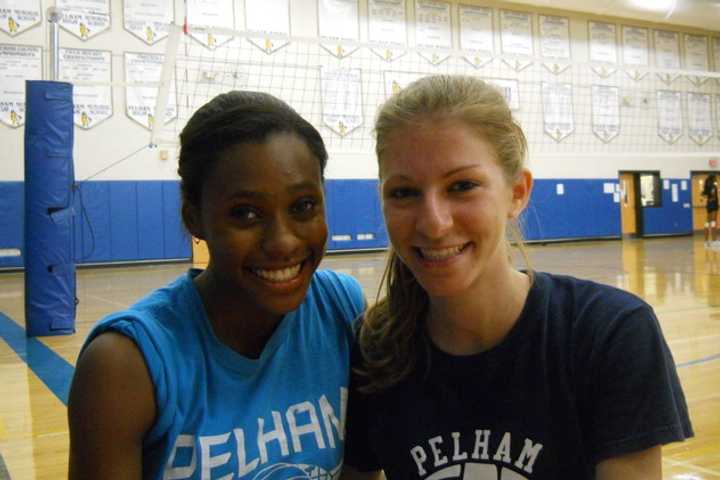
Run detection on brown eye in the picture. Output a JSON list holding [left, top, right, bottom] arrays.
[[291, 197, 319, 215], [231, 206, 260, 223]]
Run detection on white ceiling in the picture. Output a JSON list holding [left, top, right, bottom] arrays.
[[501, 0, 720, 31]]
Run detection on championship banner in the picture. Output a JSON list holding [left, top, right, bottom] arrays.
[[320, 66, 363, 137], [57, 0, 111, 40], [0, 44, 42, 128], [0, 0, 41, 36], [500, 9, 533, 71], [621, 26, 648, 81], [124, 52, 177, 130], [59, 48, 112, 129], [187, 0, 234, 50], [539, 15, 571, 75], [368, 0, 407, 62], [656, 90, 683, 145], [318, 0, 359, 59], [414, 0, 451, 65], [588, 21, 617, 77], [687, 92, 712, 145], [654, 30, 681, 84], [245, 0, 289, 54], [123, 0, 173, 45], [458, 5, 493, 69], [542, 82, 574, 142], [591, 85, 620, 143], [684, 34, 709, 86]]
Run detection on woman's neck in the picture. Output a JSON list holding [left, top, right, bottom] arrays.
[[426, 267, 530, 356], [193, 268, 283, 359]]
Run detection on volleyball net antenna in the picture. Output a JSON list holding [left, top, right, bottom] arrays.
[[148, 23, 720, 160]]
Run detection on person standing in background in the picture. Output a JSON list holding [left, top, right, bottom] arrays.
[[702, 173, 719, 249]]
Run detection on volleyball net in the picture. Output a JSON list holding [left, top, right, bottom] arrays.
[[143, 23, 720, 161]]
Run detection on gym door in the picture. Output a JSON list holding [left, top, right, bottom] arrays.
[[619, 172, 638, 236], [691, 172, 710, 231]]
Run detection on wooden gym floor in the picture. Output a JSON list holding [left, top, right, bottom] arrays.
[[0, 235, 718, 479]]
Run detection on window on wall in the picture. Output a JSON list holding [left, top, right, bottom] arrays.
[[639, 172, 662, 207]]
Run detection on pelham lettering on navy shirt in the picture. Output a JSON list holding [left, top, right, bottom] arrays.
[[163, 388, 347, 479], [410, 430, 544, 480]]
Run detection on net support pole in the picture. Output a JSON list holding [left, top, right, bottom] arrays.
[[150, 23, 182, 147], [24, 81, 76, 337], [47, 7, 61, 81]]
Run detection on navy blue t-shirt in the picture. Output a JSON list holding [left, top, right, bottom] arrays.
[[345, 272, 692, 479], [703, 178, 718, 211]]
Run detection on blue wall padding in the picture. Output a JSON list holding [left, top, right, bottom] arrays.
[[72, 180, 190, 263], [73, 181, 111, 261], [137, 182, 165, 259], [161, 182, 189, 259], [643, 181, 693, 236], [110, 182, 138, 260], [24, 81, 75, 336], [325, 180, 387, 250], [523, 179, 621, 240], [0, 182, 24, 268], [0, 177, 698, 270]]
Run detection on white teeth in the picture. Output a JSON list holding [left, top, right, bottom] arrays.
[[252, 263, 302, 282], [420, 245, 464, 261]]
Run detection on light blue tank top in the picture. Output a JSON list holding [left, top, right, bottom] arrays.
[[84, 268, 365, 479]]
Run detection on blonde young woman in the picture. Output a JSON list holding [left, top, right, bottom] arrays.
[[342, 76, 692, 480]]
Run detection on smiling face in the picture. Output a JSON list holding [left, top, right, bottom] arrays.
[[380, 119, 530, 299], [187, 132, 327, 320]]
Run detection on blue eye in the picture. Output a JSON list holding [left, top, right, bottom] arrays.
[[449, 181, 479, 192]]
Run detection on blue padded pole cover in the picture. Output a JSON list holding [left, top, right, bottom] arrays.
[[24, 81, 76, 337]]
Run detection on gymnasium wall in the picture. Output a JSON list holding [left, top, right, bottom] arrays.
[[0, 0, 717, 268]]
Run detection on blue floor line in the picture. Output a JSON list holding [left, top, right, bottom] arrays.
[[0, 310, 718, 410], [0, 313, 74, 406], [677, 353, 720, 368]]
